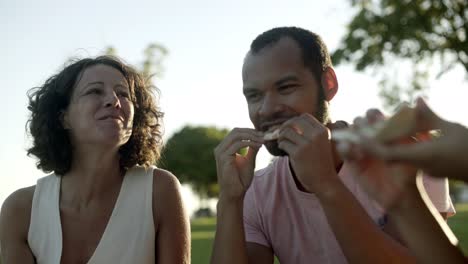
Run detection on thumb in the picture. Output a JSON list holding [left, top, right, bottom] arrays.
[[414, 97, 445, 131]]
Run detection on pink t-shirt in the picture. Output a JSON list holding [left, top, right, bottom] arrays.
[[422, 175, 455, 216], [243, 156, 454, 264]]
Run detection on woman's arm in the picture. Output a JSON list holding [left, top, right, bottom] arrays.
[[153, 169, 190, 264], [0, 186, 36, 263]]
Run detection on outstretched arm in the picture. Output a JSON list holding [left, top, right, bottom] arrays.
[[360, 98, 468, 182], [389, 178, 466, 264]]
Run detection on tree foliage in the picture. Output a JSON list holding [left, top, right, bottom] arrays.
[[142, 43, 168, 78], [332, 0, 467, 109], [158, 125, 229, 199], [104, 43, 168, 78]]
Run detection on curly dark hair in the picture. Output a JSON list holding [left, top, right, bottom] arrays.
[[27, 55, 164, 175]]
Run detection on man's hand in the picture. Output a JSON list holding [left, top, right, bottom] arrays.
[[214, 128, 264, 201], [279, 115, 418, 264], [276, 113, 339, 194]]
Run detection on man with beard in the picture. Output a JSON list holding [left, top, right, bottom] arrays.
[[211, 27, 454, 264]]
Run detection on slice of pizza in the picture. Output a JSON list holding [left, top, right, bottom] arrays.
[[373, 105, 416, 143], [331, 105, 416, 143], [263, 126, 281, 141]]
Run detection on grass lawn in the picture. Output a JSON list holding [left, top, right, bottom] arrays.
[[449, 203, 468, 255], [191, 217, 216, 264], [191, 204, 468, 264], [191, 216, 280, 264]]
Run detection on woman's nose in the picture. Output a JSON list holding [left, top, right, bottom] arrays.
[[104, 91, 121, 108]]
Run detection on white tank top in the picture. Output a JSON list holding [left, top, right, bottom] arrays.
[[27, 166, 156, 263]]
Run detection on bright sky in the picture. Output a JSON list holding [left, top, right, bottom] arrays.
[[1, 0, 467, 216]]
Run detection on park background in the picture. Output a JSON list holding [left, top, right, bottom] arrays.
[[1, 0, 467, 263]]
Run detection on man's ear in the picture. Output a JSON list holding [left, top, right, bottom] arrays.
[[321, 67, 338, 101]]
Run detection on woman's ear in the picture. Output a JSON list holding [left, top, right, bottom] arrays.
[[60, 111, 70, 129], [321, 67, 338, 101]]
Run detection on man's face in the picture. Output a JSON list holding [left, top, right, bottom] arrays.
[[242, 37, 324, 156]]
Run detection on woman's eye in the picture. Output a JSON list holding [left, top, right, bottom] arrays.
[[87, 88, 101, 95], [118, 91, 130, 98]]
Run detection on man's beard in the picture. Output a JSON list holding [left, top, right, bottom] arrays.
[[265, 100, 329, 157], [264, 140, 288, 156]]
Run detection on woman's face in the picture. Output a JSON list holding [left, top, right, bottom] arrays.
[[63, 64, 134, 150]]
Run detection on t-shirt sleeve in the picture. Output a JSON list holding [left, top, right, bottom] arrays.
[[243, 184, 270, 247], [422, 175, 456, 217]]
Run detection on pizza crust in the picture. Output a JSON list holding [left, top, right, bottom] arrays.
[[263, 126, 279, 141], [263, 128, 280, 141]]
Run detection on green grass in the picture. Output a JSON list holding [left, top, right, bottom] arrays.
[[191, 204, 468, 264], [191, 217, 216, 264], [448, 203, 468, 255]]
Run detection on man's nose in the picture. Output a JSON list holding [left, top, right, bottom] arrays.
[[258, 94, 282, 117]]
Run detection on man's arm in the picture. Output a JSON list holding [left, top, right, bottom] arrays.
[[246, 242, 274, 263], [0, 187, 36, 263], [278, 114, 417, 263], [211, 197, 273, 264], [210, 128, 267, 264], [211, 198, 249, 263], [316, 179, 417, 263]]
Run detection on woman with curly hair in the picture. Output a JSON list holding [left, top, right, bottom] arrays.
[[0, 56, 190, 263]]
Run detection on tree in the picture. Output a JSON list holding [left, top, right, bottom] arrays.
[[104, 42, 168, 78], [158, 125, 229, 201], [142, 43, 168, 78], [332, 0, 467, 110]]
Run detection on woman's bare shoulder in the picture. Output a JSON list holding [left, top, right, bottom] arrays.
[[1, 186, 36, 216], [152, 168, 181, 194], [0, 186, 36, 237], [151, 168, 184, 221]]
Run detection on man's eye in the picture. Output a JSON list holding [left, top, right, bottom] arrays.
[[278, 85, 296, 93], [246, 93, 261, 102]]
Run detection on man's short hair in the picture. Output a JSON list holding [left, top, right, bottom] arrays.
[[250, 26, 333, 84]]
